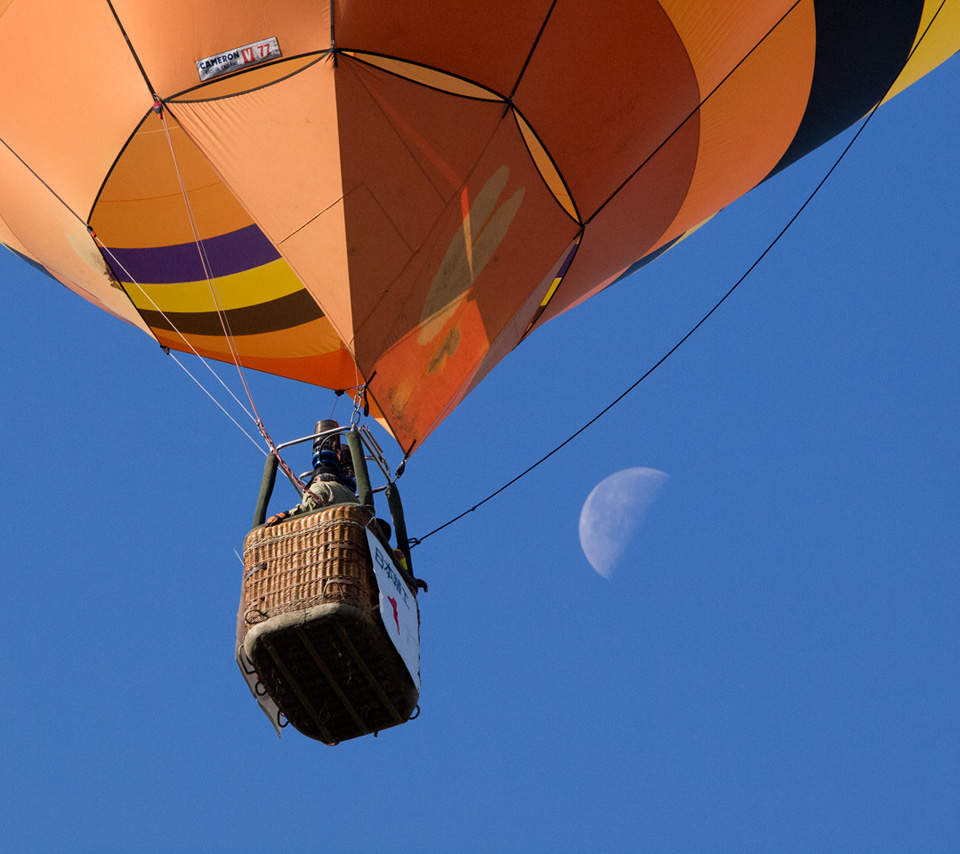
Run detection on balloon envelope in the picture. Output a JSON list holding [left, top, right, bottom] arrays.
[[1, 0, 957, 450]]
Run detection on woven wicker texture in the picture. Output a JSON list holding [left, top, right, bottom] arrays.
[[241, 503, 376, 631], [240, 504, 419, 743]]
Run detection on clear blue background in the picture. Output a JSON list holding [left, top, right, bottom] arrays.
[[1, 58, 957, 853]]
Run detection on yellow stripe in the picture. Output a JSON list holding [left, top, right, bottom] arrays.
[[884, 0, 960, 102], [126, 256, 306, 313], [539, 276, 563, 309]]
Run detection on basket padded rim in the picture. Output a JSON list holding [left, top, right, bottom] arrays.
[[245, 502, 372, 542], [242, 601, 373, 660]]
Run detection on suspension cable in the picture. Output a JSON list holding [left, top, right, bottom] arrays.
[[153, 98, 305, 491], [164, 350, 266, 453], [410, 0, 950, 547], [155, 102, 258, 414], [94, 237, 262, 431]]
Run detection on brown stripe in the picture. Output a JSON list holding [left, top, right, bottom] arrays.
[[139, 288, 323, 337]]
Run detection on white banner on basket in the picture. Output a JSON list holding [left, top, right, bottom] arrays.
[[365, 529, 420, 690]]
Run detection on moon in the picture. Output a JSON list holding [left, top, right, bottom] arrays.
[[579, 468, 669, 578]]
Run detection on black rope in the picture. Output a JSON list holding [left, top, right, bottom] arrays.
[[507, 0, 559, 103], [409, 0, 950, 548], [0, 135, 83, 224], [586, 0, 805, 227], [105, 0, 156, 96]]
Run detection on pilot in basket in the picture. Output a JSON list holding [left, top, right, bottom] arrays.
[[236, 419, 424, 745]]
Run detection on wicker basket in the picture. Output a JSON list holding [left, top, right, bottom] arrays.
[[240, 504, 419, 744]]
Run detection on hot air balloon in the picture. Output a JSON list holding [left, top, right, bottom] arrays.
[[1, 0, 957, 742]]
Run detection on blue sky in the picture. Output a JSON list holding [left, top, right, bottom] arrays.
[[1, 56, 958, 854]]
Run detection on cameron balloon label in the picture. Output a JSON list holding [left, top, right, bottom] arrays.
[[196, 38, 281, 81], [365, 530, 420, 689]]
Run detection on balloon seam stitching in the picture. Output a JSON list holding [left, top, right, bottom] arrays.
[[168, 52, 332, 104], [104, 0, 156, 97], [341, 52, 507, 103], [507, 0, 560, 102]]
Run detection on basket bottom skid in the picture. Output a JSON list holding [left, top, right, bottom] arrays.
[[244, 602, 419, 744]]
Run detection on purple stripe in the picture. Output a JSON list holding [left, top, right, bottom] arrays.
[[105, 224, 281, 284], [556, 237, 581, 278]]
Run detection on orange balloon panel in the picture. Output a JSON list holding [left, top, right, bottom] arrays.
[[536, 0, 818, 324], [512, 0, 701, 221], [337, 0, 557, 97], [0, 1, 955, 452]]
